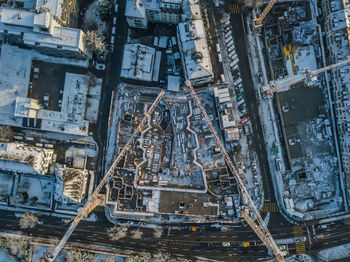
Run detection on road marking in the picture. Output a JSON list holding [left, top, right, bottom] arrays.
[[293, 226, 306, 254], [261, 202, 279, 213]]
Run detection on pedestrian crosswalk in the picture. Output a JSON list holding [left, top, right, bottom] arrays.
[[295, 242, 306, 253], [261, 202, 279, 213], [293, 226, 306, 254], [229, 4, 240, 14]]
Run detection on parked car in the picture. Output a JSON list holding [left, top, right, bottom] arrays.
[[237, 94, 244, 101], [95, 63, 106, 70], [240, 117, 250, 125]]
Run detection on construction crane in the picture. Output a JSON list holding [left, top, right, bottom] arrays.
[[255, 0, 278, 26], [264, 56, 350, 94], [185, 80, 285, 262], [43, 90, 165, 262]]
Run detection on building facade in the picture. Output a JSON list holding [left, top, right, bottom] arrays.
[[125, 0, 182, 29], [321, 0, 350, 193], [0, 3, 91, 59]]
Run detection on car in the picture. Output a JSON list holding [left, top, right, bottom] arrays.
[[237, 94, 244, 101], [113, 17, 117, 25], [114, 4, 119, 13], [240, 117, 250, 125], [121, 227, 128, 232], [37, 221, 44, 225], [61, 218, 70, 224], [220, 226, 228, 232], [95, 63, 106, 70], [252, 162, 257, 171], [222, 242, 231, 247]]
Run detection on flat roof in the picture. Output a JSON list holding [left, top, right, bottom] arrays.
[[158, 191, 218, 216]]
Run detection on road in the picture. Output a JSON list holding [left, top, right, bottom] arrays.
[[2, 208, 350, 261], [94, 0, 128, 184], [2, 1, 350, 261]]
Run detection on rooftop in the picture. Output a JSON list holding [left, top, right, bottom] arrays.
[[0, 142, 53, 174], [121, 44, 161, 82], [177, 4, 213, 84]]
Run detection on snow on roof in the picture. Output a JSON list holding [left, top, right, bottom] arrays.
[[14, 97, 41, 118], [35, 0, 63, 18], [57, 167, 88, 203], [0, 159, 38, 174], [23, 26, 83, 50], [125, 0, 147, 18], [121, 44, 160, 82], [177, 1, 213, 84], [285, 45, 317, 76], [12, 73, 91, 135], [33, 11, 51, 27], [0, 8, 35, 27], [38, 73, 90, 135], [159, 36, 168, 48], [0, 142, 53, 174], [0, 44, 31, 127], [167, 75, 181, 91]]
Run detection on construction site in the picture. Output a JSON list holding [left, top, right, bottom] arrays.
[[104, 85, 241, 222], [248, 0, 350, 221]]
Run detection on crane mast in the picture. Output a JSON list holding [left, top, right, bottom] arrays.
[[265, 56, 350, 94], [45, 90, 165, 261], [255, 0, 278, 26], [185, 80, 285, 261]]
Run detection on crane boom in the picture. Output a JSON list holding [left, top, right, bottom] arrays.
[[185, 80, 285, 261], [255, 0, 278, 26], [265, 56, 350, 94], [45, 90, 165, 261]]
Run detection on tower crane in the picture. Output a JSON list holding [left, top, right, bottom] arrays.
[[43, 90, 165, 262], [255, 0, 278, 27], [185, 80, 285, 262], [264, 56, 350, 94]]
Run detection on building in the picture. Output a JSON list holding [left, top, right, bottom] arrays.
[[0, 1, 91, 59], [125, 0, 182, 29], [121, 44, 162, 82], [321, 0, 350, 193], [176, 0, 213, 85]]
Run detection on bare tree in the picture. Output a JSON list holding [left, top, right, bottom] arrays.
[[19, 213, 39, 229], [65, 249, 95, 262], [130, 228, 143, 239], [0, 236, 33, 261], [153, 228, 163, 239], [0, 125, 13, 141], [107, 226, 128, 241], [98, 0, 113, 21], [84, 30, 106, 55]]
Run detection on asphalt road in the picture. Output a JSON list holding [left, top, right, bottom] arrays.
[[94, 0, 128, 183], [3, 208, 350, 261], [1, 1, 350, 261]]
